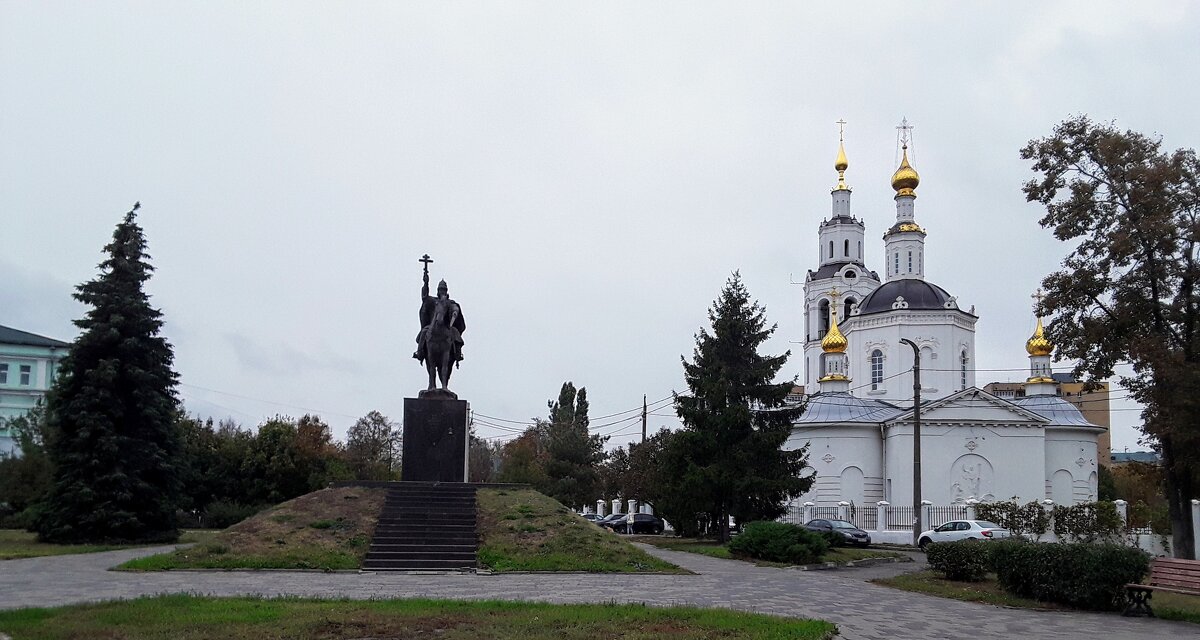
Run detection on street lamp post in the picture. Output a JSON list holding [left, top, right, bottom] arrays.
[[899, 338, 922, 547]]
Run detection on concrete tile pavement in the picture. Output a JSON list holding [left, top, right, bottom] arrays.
[[0, 543, 1196, 639]]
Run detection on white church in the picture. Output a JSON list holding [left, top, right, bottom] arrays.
[[785, 126, 1104, 508]]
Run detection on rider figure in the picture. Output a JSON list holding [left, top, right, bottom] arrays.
[[414, 278, 466, 365]]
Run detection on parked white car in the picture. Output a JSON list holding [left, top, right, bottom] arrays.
[[917, 520, 1010, 550]]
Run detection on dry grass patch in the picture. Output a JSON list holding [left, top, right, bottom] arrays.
[[477, 488, 685, 573], [118, 487, 386, 571]]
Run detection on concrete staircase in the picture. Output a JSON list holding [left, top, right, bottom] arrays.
[[362, 482, 478, 572]]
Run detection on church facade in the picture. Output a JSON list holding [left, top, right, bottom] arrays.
[[785, 128, 1104, 507]]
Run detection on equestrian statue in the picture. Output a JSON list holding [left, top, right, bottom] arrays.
[[413, 254, 466, 398]]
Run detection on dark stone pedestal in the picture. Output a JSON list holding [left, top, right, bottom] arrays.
[[402, 397, 469, 482]]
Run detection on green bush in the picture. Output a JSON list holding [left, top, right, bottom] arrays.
[[203, 501, 262, 529], [818, 530, 844, 548], [989, 539, 1150, 610], [926, 540, 991, 581], [727, 521, 828, 564]]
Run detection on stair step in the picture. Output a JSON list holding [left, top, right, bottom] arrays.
[[366, 551, 477, 560], [365, 484, 481, 571], [363, 559, 477, 570]]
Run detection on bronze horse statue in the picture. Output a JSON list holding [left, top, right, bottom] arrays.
[[422, 294, 460, 394]]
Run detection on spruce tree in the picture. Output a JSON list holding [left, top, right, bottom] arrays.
[[37, 205, 182, 543], [663, 272, 809, 541]]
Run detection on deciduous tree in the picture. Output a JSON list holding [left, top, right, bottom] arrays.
[[1023, 116, 1200, 557]]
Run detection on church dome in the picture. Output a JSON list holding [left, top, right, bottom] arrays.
[[891, 146, 920, 196], [1026, 317, 1054, 356], [857, 279, 960, 315], [821, 315, 848, 353]]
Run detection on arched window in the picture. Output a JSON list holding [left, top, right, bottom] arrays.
[[858, 240, 862, 258], [844, 239, 850, 257], [907, 251, 913, 273], [870, 350, 884, 390], [844, 297, 856, 319], [961, 350, 969, 390], [829, 240, 834, 260], [894, 252, 899, 274], [818, 299, 831, 336]]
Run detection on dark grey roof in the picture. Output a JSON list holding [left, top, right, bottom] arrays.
[[793, 392, 903, 425], [1112, 451, 1160, 464], [807, 261, 879, 282], [0, 325, 70, 348], [857, 279, 966, 315], [1010, 395, 1101, 428]]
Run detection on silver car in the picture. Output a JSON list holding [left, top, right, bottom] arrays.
[[917, 520, 1010, 550]]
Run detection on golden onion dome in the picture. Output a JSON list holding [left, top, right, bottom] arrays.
[[821, 311, 848, 353], [1025, 316, 1054, 356], [833, 140, 850, 190], [891, 145, 920, 196]]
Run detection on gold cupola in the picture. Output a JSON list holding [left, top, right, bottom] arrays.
[[821, 307, 848, 354], [1026, 316, 1054, 357], [834, 136, 849, 191], [891, 144, 920, 197]]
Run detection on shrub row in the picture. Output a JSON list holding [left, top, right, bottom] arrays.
[[727, 521, 828, 564], [975, 500, 1124, 541], [925, 539, 1150, 610]]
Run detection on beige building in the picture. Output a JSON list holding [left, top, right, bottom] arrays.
[[984, 375, 1111, 468]]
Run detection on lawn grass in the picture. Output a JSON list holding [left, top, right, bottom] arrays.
[[476, 488, 686, 573], [631, 536, 906, 567], [874, 570, 1200, 623], [0, 529, 217, 561], [872, 571, 1063, 609], [0, 595, 837, 639], [117, 487, 386, 571]]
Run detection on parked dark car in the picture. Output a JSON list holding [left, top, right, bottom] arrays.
[[579, 513, 603, 523], [603, 513, 665, 535], [802, 518, 871, 546], [594, 512, 625, 526]]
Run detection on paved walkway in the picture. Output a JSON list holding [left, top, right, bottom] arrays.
[[1, 544, 1196, 639]]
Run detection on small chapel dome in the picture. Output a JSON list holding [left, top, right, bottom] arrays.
[[1026, 316, 1054, 356], [891, 145, 920, 196], [821, 311, 848, 353]]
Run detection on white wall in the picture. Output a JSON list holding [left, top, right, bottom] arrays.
[[786, 424, 883, 506]]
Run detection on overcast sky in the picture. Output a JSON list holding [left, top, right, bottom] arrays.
[[3, 2, 1196, 453]]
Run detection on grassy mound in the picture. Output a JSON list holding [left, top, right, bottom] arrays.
[[0, 595, 838, 639], [477, 488, 684, 573], [119, 487, 386, 571]]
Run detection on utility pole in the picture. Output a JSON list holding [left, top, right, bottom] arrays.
[[899, 338, 922, 547], [641, 394, 647, 442]]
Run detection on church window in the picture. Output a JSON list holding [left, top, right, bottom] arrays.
[[894, 252, 899, 274], [844, 239, 849, 257], [907, 251, 913, 273], [829, 241, 834, 260], [818, 299, 830, 336], [858, 241, 862, 258], [844, 297, 856, 320], [870, 350, 884, 390], [961, 350, 969, 390]]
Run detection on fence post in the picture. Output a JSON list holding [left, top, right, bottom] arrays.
[[643, 503, 654, 515], [627, 499, 638, 515], [965, 498, 978, 521], [596, 500, 607, 517], [838, 501, 851, 522], [611, 498, 621, 516], [803, 501, 815, 524], [920, 500, 933, 535], [1114, 499, 1128, 528], [1191, 499, 1199, 560], [877, 501, 889, 531]]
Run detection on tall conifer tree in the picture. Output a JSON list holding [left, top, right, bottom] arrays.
[[663, 273, 809, 541], [37, 205, 182, 543]]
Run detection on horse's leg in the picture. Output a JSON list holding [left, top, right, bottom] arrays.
[[426, 351, 437, 390], [438, 349, 452, 389]]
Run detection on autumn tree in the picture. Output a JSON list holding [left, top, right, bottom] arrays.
[[345, 410, 400, 481], [37, 206, 182, 543], [659, 273, 809, 541], [1023, 116, 1200, 557]]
